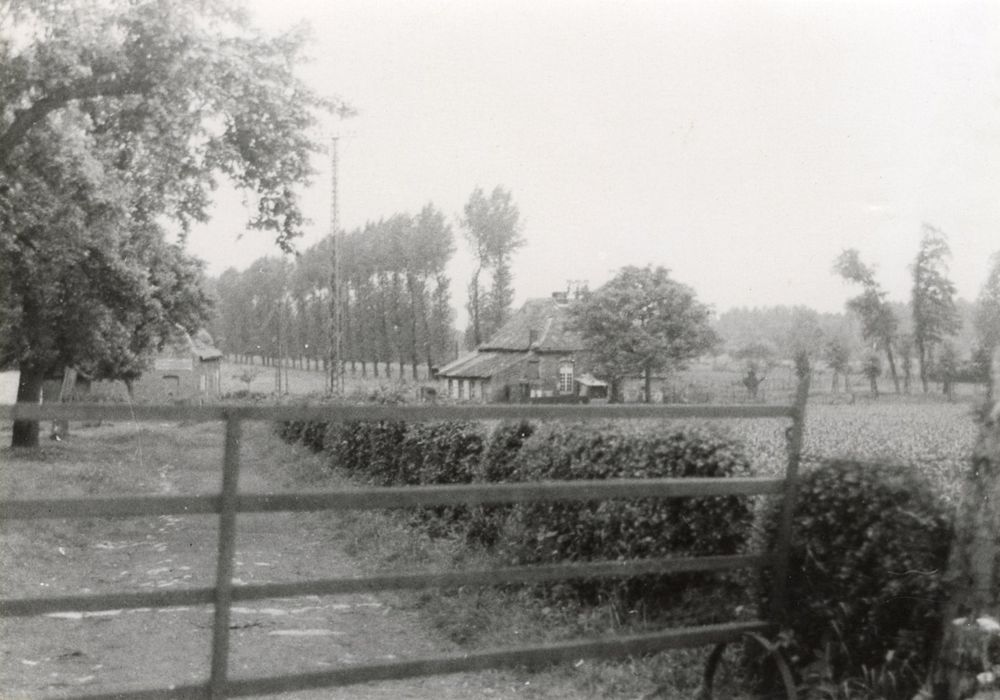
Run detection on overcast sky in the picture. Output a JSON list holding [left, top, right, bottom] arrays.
[[183, 0, 1000, 320]]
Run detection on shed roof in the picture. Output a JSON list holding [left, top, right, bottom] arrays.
[[190, 331, 223, 361], [576, 373, 608, 387]]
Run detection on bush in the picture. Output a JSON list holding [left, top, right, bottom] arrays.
[[402, 422, 486, 532], [324, 420, 409, 485], [498, 423, 756, 616], [758, 459, 952, 693], [276, 420, 330, 452], [467, 421, 536, 547]]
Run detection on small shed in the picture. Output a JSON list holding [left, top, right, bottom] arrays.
[[129, 328, 223, 403], [575, 373, 609, 401]]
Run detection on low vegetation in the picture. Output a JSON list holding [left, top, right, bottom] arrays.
[[278, 401, 976, 698]]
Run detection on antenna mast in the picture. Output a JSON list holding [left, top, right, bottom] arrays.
[[328, 136, 345, 396]]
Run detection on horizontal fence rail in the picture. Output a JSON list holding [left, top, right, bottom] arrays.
[[1, 401, 796, 423], [1, 477, 786, 520], [61, 621, 775, 700], [0, 391, 808, 699], [1, 553, 777, 617]]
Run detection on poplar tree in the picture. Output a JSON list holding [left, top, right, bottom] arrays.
[[911, 225, 960, 393], [833, 249, 902, 393]]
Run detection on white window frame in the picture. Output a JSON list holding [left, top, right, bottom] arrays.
[[558, 361, 574, 394]]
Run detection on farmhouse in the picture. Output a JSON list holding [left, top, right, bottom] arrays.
[[438, 293, 607, 402]]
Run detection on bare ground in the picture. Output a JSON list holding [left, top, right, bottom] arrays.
[[1, 421, 601, 699]]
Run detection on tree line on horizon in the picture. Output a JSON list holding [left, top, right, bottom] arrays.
[[208, 186, 526, 379], [831, 226, 999, 396]]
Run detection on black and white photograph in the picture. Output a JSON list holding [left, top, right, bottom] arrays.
[[2, 1, 998, 698]]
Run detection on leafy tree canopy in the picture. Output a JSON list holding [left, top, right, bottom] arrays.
[[833, 248, 902, 392], [461, 186, 524, 347], [1, 0, 342, 445], [910, 224, 961, 391], [569, 265, 718, 401]]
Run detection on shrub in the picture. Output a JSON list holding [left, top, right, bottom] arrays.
[[498, 423, 756, 616], [467, 421, 536, 547], [403, 422, 485, 486], [276, 421, 303, 444], [325, 420, 409, 485], [758, 459, 952, 693], [401, 422, 486, 533]]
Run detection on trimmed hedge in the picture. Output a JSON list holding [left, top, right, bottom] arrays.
[[759, 459, 952, 688], [467, 421, 536, 547], [497, 423, 756, 615]]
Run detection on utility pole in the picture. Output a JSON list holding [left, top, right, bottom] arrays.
[[327, 136, 345, 396]]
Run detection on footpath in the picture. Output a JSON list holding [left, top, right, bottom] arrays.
[[1, 422, 577, 699]]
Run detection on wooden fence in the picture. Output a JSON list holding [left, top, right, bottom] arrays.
[[1, 379, 808, 699]]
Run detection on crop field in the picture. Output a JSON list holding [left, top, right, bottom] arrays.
[[695, 402, 975, 512], [575, 401, 976, 502]]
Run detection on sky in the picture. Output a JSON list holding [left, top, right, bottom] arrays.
[[183, 0, 1000, 322]]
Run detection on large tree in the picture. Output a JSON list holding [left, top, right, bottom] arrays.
[[461, 186, 524, 347], [568, 265, 718, 403], [833, 249, 902, 393], [911, 225, 961, 393], [1, 0, 338, 445]]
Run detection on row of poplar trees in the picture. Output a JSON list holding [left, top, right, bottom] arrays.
[[210, 187, 525, 379]]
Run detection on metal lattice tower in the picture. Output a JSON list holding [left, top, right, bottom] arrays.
[[328, 136, 345, 396]]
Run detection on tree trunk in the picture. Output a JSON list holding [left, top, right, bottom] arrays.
[[609, 378, 623, 404], [918, 338, 930, 393], [885, 342, 902, 393], [929, 347, 1000, 700], [12, 367, 44, 447], [643, 364, 653, 404], [405, 273, 420, 380], [470, 268, 482, 347]]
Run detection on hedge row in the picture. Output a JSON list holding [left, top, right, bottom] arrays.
[[278, 418, 754, 617], [278, 418, 956, 694]]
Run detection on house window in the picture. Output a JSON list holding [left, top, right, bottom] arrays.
[[527, 359, 540, 380], [162, 375, 180, 398], [558, 362, 574, 394]]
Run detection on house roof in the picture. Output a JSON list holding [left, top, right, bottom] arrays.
[[437, 351, 527, 379], [480, 297, 583, 353], [576, 373, 607, 387], [190, 331, 223, 361], [160, 326, 222, 361]]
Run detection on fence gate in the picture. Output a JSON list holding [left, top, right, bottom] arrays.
[[1, 378, 808, 699]]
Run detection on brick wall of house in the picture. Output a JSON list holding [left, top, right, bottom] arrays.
[[489, 352, 590, 401]]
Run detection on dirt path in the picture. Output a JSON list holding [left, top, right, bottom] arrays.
[[1, 422, 583, 699]]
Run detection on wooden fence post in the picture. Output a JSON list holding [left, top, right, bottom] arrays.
[[770, 361, 810, 624], [209, 412, 243, 699]]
